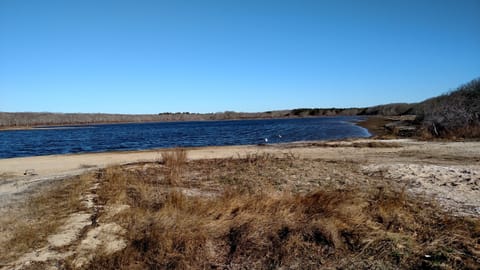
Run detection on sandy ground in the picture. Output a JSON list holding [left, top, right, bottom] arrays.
[[1, 139, 480, 212], [1, 139, 479, 214], [1, 139, 480, 269]]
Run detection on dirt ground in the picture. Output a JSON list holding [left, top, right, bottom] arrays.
[[0, 139, 479, 269]]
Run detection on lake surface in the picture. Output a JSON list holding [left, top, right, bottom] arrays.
[[0, 117, 370, 158]]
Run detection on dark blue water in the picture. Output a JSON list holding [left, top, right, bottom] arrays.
[[0, 117, 370, 158]]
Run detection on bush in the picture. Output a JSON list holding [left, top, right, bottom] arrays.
[[417, 78, 480, 138]]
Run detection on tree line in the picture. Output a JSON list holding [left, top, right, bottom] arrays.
[[0, 111, 290, 128]]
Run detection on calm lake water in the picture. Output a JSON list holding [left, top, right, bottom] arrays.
[[0, 117, 370, 158]]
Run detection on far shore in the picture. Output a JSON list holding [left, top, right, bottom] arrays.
[[0, 113, 373, 132]]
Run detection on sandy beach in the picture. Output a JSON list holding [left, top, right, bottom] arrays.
[[1, 138, 479, 215]]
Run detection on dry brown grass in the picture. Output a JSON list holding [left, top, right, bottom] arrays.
[[0, 174, 91, 263], [352, 141, 402, 148], [0, 172, 16, 181], [69, 154, 480, 269], [160, 148, 187, 185], [299, 141, 401, 148]]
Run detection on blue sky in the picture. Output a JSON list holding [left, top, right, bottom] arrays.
[[1, 0, 479, 114]]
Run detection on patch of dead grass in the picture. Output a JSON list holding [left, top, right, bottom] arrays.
[[73, 153, 480, 269], [0, 174, 92, 263], [0, 172, 17, 181]]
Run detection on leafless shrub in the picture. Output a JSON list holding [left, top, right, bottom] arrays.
[[417, 78, 480, 139], [361, 103, 415, 116]]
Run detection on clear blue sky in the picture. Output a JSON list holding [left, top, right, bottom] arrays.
[[1, 0, 479, 114]]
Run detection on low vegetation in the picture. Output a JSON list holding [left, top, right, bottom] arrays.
[[33, 149, 476, 269], [0, 175, 90, 263]]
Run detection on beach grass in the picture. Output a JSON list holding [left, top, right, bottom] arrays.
[[67, 150, 480, 269]]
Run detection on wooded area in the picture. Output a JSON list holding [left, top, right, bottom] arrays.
[[0, 111, 290, 128]]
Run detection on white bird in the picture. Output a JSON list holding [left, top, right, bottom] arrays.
[[264, 138, 268, 143]]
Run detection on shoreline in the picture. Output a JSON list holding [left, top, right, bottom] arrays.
[[0, 115, 373, 132], [0, 116, 380, 160], [0, 117, 279, 131], [1, 138, 479, 216], [355, 116, 390, 137], [0, 140, 372, 176]]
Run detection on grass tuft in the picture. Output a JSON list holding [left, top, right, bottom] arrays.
[[160, 148, 187, 185]]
